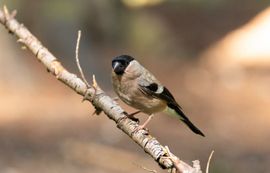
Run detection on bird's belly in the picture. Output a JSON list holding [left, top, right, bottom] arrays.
[[133, 98, 166, 114], [112, 75, 166, 114], [121, 93, 167, 114]]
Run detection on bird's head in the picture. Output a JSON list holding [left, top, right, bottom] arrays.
[[112, 55, 135, 75]]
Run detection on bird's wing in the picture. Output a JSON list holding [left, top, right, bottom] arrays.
[[138, 80, 205, 137], [138, 80, 181, 108]]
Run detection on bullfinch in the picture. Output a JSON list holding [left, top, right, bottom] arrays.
[[111, 55, 204, 137]]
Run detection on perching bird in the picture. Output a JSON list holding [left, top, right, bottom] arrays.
[[111, 55, 205, 137]]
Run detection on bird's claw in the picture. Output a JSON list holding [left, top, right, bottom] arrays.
[[129, 116, 140, 123], [123, 111, 140, 123]]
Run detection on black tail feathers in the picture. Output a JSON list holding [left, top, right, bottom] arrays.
[[182, 118, 205, 137], [168, 103, 205, 137]]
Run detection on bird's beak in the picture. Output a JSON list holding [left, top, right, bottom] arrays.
[[112, 61, 121, 70], [112, 61, 125, 75]]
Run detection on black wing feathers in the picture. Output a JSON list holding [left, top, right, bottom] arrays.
[[139, 83, 205, 137], [146, 83, 158, 92], [141, 83, 177, 104]]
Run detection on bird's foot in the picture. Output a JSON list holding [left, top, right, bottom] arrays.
[[132, 114, 154, 134], [124, 111, 141, 123], [129, 116, 140, 123]]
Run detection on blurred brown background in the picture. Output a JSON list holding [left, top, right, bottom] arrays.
[[1, 0, 270, 173]]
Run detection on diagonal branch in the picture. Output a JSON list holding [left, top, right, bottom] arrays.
[[0, 6, 203, 173]]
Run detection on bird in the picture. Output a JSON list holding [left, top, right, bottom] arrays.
[[111, 55, 205, 137]]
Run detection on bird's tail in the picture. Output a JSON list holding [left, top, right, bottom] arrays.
[[166, 103, 205, 137]]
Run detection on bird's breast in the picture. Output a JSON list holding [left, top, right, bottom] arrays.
[[112, 74, 166, 114]]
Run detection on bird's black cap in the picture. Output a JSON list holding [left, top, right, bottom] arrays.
[[112, 55, 134, 63], [112, 55, 135, 75]]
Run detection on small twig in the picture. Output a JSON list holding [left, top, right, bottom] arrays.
[[3, 5, 8, 18], [75, 30, 93, 104], [206, 151, 214, 173], [75, 33, 102, 115], [133, 162, 157, 173], [91, 74, 103, 115], [75, 30, 91, 88], [3, 5, 16, 23], [82, 74, 99, 103], [92, 74, 100, 90]]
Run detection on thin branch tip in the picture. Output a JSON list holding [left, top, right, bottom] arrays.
[[92, 74, 97, 88], [3, 5, 8, 15], [3, 5, 16, 19], [91, 74, 102, 115], [75, 30, 91, 88], [206, 150, 214, 173]]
